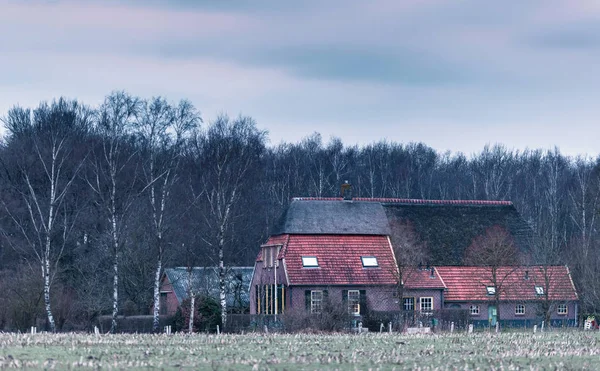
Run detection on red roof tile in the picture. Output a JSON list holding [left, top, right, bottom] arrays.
[[435, 266, 578, 302], [403, 267, 446, 289], [292, 197, 513, 206], [281, 235, 398, 285]]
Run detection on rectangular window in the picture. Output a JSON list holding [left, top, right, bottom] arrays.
[[515, 304, 525, 315], [403, 297, 415, 311], [361, 256, 379, 267], [311, 290, 323, 314], [420, 297, 433, 312], [348, 290, 360, 315], [262, 246, 280, 268], [256, 284, 286, 315], [486, 286, 496, 295], [557, 304, 568, 315], [302, 256, 319, 267], [535, 286, 544, 295], [470, 305, 480, 315]]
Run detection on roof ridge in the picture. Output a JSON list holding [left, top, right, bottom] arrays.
[[291, 197, 513, 206]]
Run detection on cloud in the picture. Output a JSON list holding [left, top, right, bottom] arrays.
[[528, 23, 600, 49]]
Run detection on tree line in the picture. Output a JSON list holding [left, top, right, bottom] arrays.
[[0, 92, 599, 332]]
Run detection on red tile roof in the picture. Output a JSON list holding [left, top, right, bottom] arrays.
[[292, 197, 513, 206], [403, 267, 446, 289], [435, 266, 578, 302], [256, 234, 290, 261], [273, 234, 398, 285]]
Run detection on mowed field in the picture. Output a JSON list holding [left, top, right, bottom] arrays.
[[0, 331, 599, 370]]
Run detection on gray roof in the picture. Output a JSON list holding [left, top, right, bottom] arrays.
[[272, 199, 391, 235], [163, 267, 253, 309]]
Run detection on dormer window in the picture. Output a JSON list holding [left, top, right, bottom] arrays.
[[486, 286, 496, 295], [262, 245, 280, 268], [361, 256, 378, 267], [535, 286, 544, 295], [302, 256, 319, 267]]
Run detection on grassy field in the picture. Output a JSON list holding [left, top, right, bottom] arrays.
[[0, 331, 599, 369]]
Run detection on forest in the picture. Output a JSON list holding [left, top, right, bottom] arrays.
[[0, 92, 598, 331]]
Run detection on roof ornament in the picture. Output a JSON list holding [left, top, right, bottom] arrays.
[[341, 181, 352, 201]]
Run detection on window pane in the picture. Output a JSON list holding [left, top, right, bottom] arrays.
[[302, 256, 319, 267], [470, 305, 479, 315], [403, 297, 415, 311], [311, 290, 323, 313], [420, 297, 433, 312], [361, 256, 379, 267], [348, 290, 360, 315]]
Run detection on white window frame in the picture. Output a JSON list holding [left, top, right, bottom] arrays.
[[361, 256, 379, 267], [403, 297, 415, 311], [311, 290, 323, 314], [469, 305, 480, 315], [535, 286, 544, 295], [347, 290, 360, 316], [302, 256, 319, 268], [557, 304, 568, 315], [515, 304, 525, 315], [486, 286, 496, 295], [420, 297, 433, 312]]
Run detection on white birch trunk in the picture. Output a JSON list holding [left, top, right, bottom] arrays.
[[152, 258, 162, 332], [188, 295, 195, 333], [42, 255, 56, 332], [219, 243, 227, 329], [111, 251, 119, 333]]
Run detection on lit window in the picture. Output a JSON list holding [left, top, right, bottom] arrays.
[[361, 256, 379, 267], [470, 305, 480, 315], [557, 304, 568, 315], [420, 297, 433, 312], [302, 256, 319, 267], [311, 290, 323, 314], [535, 286, 544, 295], [403, 297, 415, 311], [486, 286, 496, 295], [515, 304, 525, 315], [348, 290, 360, 315]]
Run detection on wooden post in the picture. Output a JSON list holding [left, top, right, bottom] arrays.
[[358, 322, 363, 333], [468, 324, 473, 334], [388, 322, 392, 334], [495, 322, 499, 333], [541, 321, 544, 332], [450, 322, 454, 333], [217, 325, 221, 335], [380, 323, 384, 333], [94, 326, 99, 335], [533, 325, 537, 333]]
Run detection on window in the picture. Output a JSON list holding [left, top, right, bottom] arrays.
[[311, 290, 323, 314], [486, 286, 496, 295], [348, 290, 360, 315], [302, 256, 319, 267], [403, 297, 415, 311], [361, 256, 379, 267], [420, 297, 433, 312], [535, 286, 544, 295], [557, 304, 568, 315], [256, 284, 286, 315], [469, 305, 480, 315], [262, 246, 280, 268], [515, 304, 525, 315]]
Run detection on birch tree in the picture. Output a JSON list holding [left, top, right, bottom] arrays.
[[0, 99, 91, 332], [136, 97, 200, 332], [188, 115, 266, 328], [86, 92, 141, 333]]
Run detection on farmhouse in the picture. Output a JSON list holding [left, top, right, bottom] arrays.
[[159, 267, 253, 316], [250, 195, 579, 327]]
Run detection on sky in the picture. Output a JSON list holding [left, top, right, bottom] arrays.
[[1, 0, 599, 157]]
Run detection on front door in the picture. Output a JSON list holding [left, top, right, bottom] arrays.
[[488, 305, 497, 326]]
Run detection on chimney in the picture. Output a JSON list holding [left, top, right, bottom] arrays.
[[524, 270, 529, 280], [430, 267, 435, 278], [341, 181, 352, 200]]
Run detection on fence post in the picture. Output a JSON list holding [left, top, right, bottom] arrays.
[[495, 322, 499, 333], [217, 325, 221, 335], [533, 325, 537, 334], [468, 324, 473, 334], [541, 321, 544, 332], [358, 322, 363, 333], [450, 322, 454, 333], [31, 326, 37, 335], [388, 322, 392, 334], [380, 323, 384, 333], [94, 326, 99, 336]]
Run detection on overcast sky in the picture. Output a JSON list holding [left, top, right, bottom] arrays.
[[1, 0, 599, 156]]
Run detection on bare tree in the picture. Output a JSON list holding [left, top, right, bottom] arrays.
[[188, 115, 266, 328], [136, 97, 200, 332], [86, 91, 141, 333], [0, 99, 91, 331], [464, 225, 520, 322]]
